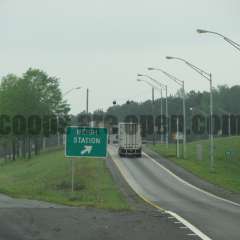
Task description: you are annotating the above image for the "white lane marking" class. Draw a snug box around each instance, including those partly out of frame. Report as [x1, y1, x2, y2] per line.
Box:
[180, 226, 188, 229]
[108, 147, 212, 240]
[108, 146, 164, 211]
[166, 211, 212, 240]
[143, 152, 240, 207]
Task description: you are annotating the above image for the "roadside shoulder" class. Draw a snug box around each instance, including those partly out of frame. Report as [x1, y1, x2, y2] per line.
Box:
[143, 145, 240, 204]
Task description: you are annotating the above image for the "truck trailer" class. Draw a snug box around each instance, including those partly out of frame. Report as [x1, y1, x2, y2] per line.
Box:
[118, 123, 142, 157]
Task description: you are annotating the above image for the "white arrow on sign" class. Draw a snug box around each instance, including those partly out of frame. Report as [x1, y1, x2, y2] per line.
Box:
[81, 145, 93, 155]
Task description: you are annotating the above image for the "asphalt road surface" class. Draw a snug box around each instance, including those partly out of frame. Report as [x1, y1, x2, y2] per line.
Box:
[0, 195, 194, 240]
[0, 170, 192, 240]
[0, 208, 198, 240]
[108, 145, 240, 240]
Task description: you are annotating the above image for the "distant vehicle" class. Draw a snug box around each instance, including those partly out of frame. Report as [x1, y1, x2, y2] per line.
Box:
[118, 123, 142, 157]
[108, 125, 119, 144]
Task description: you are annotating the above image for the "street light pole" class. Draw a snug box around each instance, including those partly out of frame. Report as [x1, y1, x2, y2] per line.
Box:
[61, 86, 81, 146]
[152, 87, 155, 145]
[147, 68, 186, 158]
[138, 74, 167, 146]
[165, 85, 169, 148]
[197, 29, 240, 52]
[160, 88, 163, 144]
[137, 78, 164, 145]
[166, 56, 214, 170]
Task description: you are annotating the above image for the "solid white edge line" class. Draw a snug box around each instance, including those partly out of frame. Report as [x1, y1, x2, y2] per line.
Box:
[143, 152, 240, 207]
[166, 211, 212, 240]
[108, 147, 212, 240]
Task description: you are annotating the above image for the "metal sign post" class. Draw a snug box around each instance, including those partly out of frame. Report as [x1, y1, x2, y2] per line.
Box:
[65, 126, 108, 193]
[71, 158, 74, 192]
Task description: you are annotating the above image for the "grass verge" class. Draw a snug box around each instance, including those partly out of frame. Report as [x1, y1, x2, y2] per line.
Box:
[0, 149, 130, 210]
[148, 136, 240, 193]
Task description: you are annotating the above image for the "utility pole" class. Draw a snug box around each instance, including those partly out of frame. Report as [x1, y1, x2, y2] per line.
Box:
[86, 88, 89, 114]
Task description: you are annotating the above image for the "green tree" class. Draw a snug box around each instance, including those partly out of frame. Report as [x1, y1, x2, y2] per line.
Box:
[0, 68, 70, 160]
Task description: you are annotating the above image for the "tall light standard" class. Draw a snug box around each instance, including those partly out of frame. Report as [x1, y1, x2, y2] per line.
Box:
[137, 74, 166, 145]
[63, 86, 82, 192]
[142, 71, 169, 148]
[137, 78, 156, 144]
[148, 67, 186, 158]
[166, 56, 214, 170]
[60, 86, 81, 146]
[196, 29, 240, 52]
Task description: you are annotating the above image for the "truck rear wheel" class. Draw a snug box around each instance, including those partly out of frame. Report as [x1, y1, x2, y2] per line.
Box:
[118, 148, 124, 157]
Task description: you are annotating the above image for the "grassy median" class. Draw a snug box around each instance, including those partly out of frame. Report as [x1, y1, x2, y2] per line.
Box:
[0, 149, 129, 210]
[148, 136, 240, 193]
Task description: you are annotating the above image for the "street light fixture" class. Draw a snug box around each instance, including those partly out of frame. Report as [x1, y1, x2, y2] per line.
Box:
[166, 56, 214, 170]
[63, 86, 81, 97]
[57, 86, 82, 147]
[137, 78, 155, 88]
[148, 67, 186, 158]
[196, 29, 240, 52]
[137, 74, 166, 145]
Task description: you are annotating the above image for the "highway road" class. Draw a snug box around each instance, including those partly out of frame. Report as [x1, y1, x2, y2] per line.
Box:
[0, 190, 191, 240]
[108, 145, 240, 240]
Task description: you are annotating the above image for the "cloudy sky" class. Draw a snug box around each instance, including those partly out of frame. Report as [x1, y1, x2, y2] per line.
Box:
[0, 0, 239, 114]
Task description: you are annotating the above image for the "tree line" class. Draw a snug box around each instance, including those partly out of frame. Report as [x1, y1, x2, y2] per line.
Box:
[0, 68, 70, 161]
[81, 85, 240, 141]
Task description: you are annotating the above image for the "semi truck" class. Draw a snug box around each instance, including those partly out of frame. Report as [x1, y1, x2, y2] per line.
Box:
[118, 123, 142, 157]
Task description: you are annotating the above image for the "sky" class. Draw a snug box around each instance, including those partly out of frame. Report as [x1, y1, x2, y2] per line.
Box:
[0, 0, 240, 114]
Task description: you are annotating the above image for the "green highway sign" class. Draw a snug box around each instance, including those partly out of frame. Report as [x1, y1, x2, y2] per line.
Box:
[65, 126, 108, 158]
